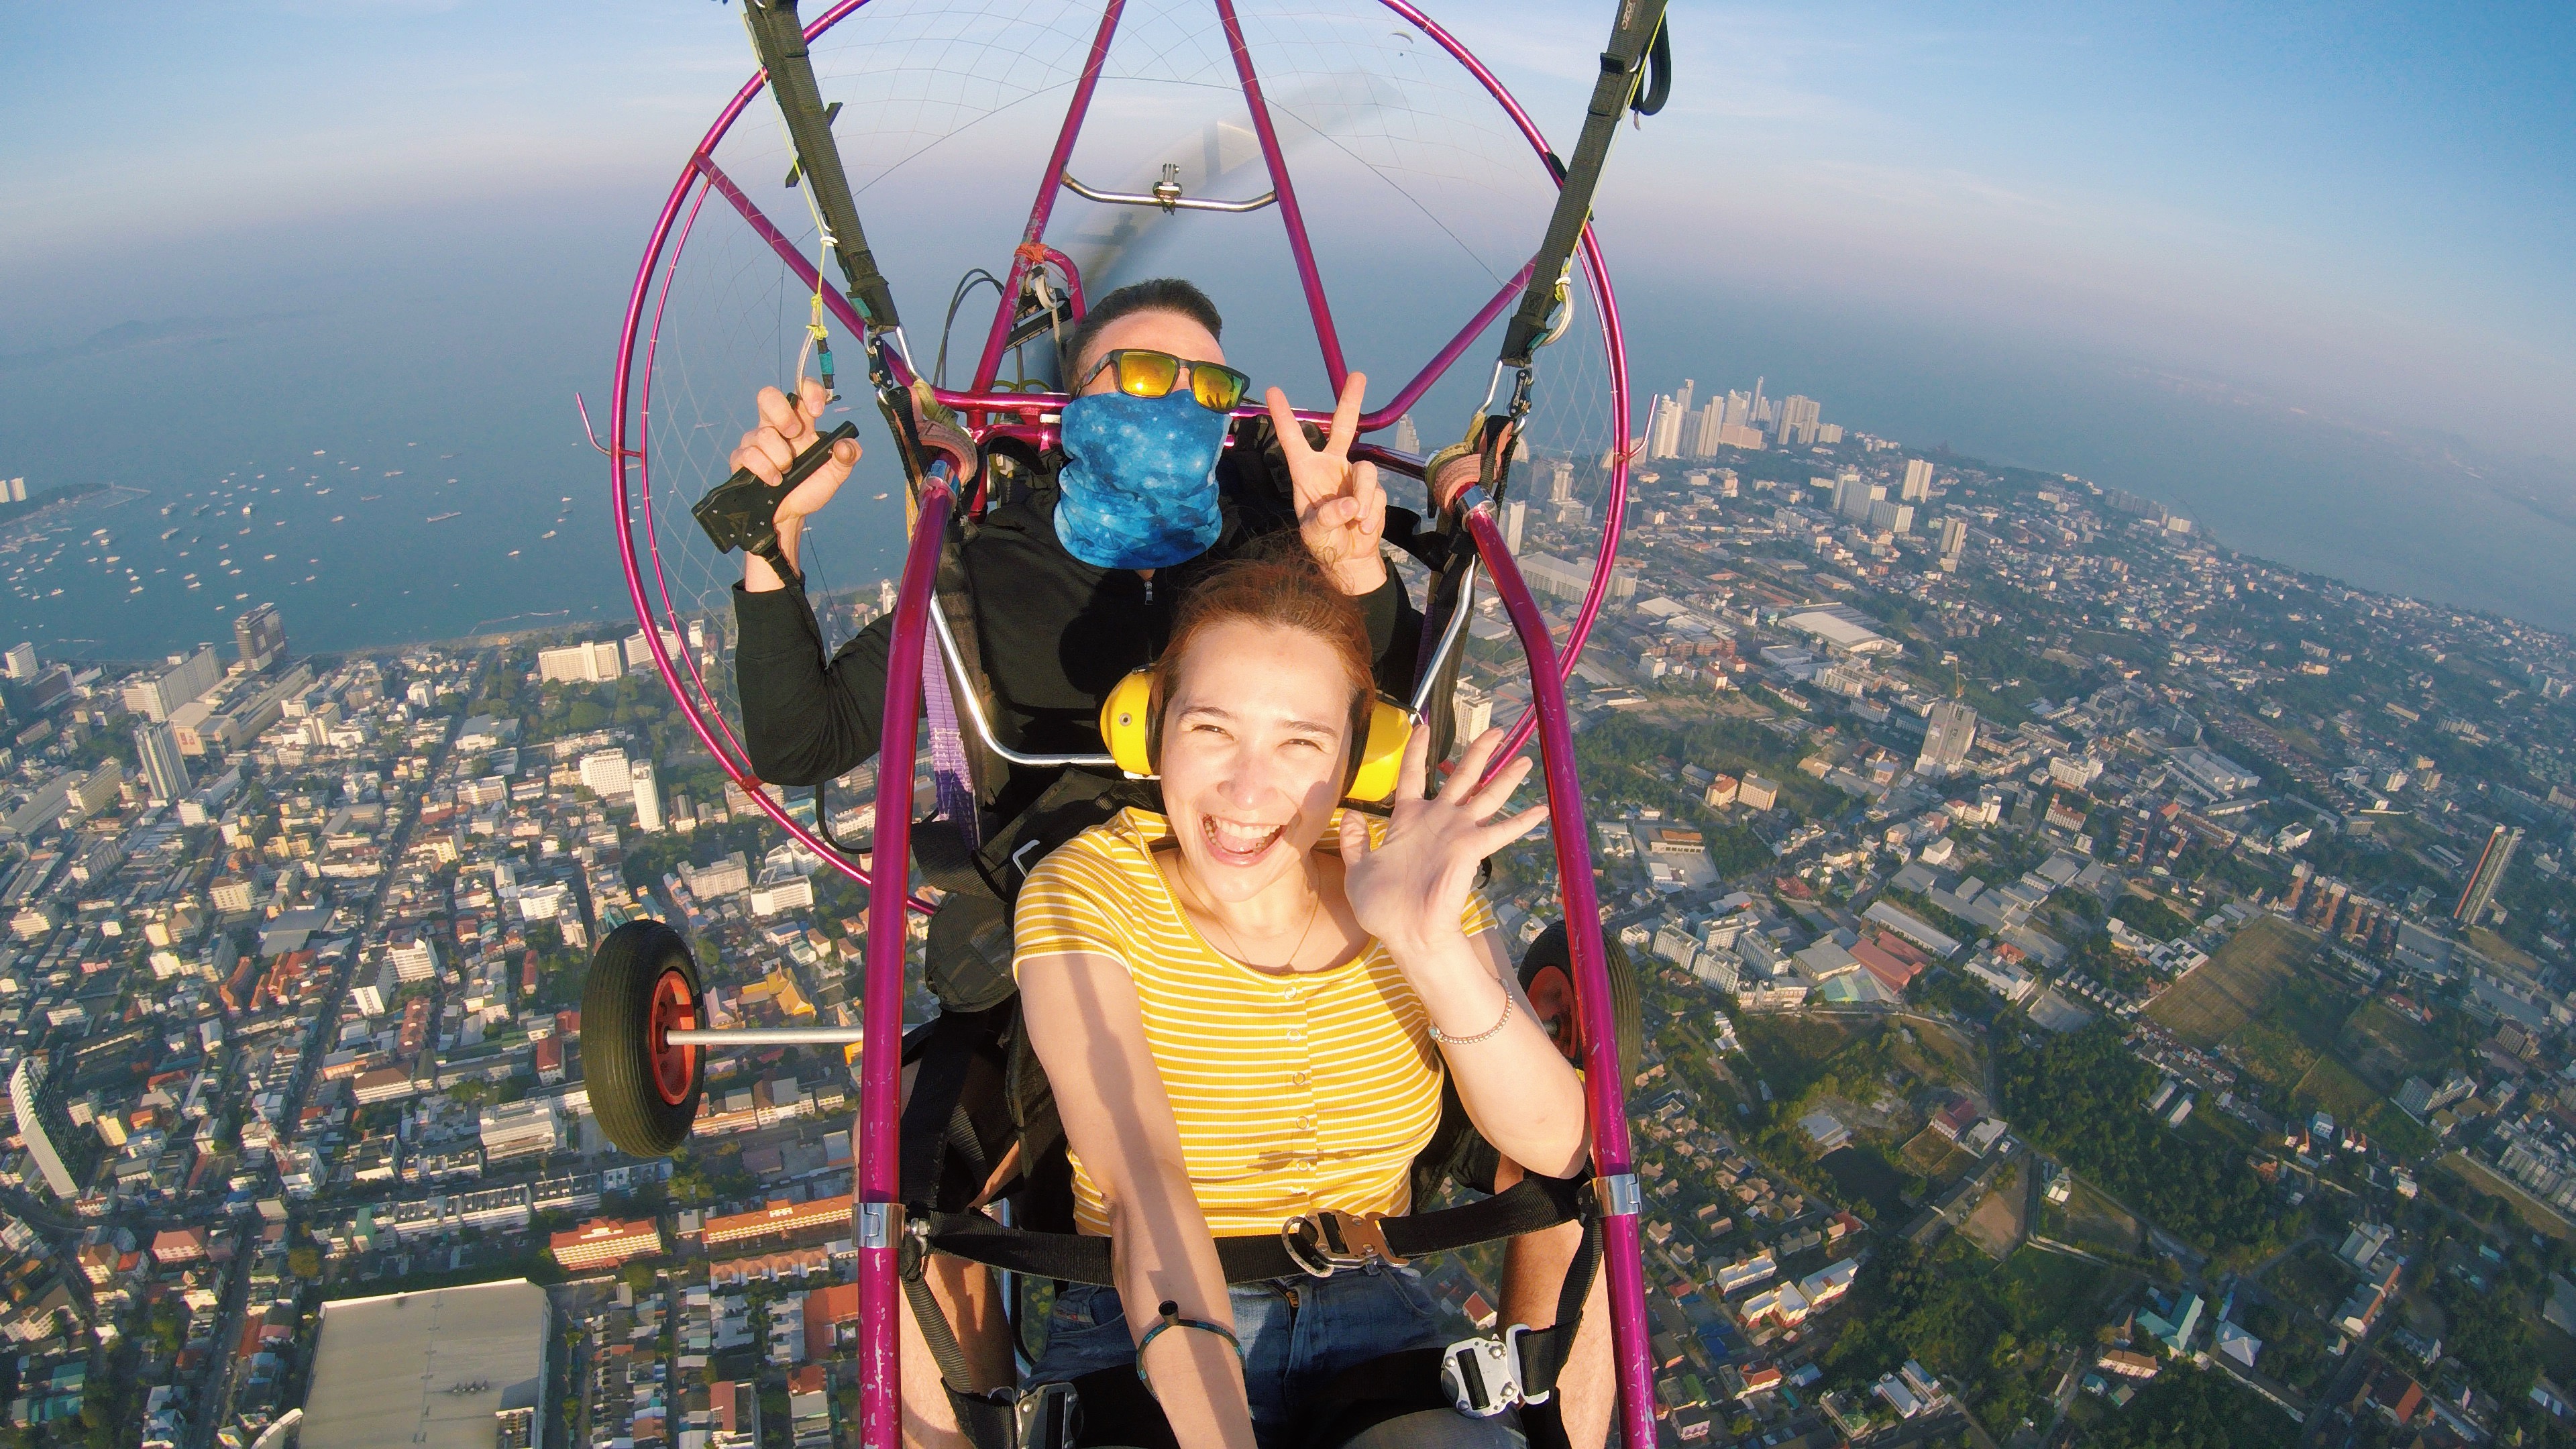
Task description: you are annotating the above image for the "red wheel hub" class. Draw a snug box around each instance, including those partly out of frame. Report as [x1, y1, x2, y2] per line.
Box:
[1529, 965, 1582, 1065]
[648, 969, 700, 1106]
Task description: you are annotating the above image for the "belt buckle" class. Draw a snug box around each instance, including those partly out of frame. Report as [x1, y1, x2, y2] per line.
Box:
[1279, 1209, 1409, 1278]
[1441, 1328, 1536, 1417]
[1012, 1380, 1081, 1449]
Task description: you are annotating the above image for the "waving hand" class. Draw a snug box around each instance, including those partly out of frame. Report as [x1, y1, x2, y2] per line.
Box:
[1339, 726, 1547, 955]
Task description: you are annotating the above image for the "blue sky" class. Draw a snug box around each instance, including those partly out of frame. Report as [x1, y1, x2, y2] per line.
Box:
[2, 1, 2571, 504]
[3, 0, 2568, 462]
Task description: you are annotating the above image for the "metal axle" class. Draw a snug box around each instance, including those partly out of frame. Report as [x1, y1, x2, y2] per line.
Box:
[665, 1026, 866, 1046]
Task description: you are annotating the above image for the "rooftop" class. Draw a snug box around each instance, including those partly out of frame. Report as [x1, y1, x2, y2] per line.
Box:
[300, 1279, 550, 1449]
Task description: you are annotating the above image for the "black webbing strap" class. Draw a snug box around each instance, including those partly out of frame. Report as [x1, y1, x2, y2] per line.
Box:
[741, 1, 953, 515]
[1508, 1212, 1605, 1449]
[901, 1211, 1018, 1446]
[944, 1387, 1020, 1449]
[1497, 1, 1670, 368]
[904, 1269, 978, 1388]
[923, 1171, 1589, 1287]
[739, 0, 900, 331]
[751, 537, 802, 593]
[898, 1016, 976, 1207]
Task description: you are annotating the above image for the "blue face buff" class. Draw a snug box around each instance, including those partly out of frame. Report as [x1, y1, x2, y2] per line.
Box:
[1053, 389, 1230, 570]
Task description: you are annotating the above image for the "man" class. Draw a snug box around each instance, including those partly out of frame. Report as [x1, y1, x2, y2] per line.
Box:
[731, 278, 1409, 825]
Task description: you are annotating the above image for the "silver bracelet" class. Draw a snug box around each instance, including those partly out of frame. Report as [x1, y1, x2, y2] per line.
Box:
[1429, 989, 1513, 1046]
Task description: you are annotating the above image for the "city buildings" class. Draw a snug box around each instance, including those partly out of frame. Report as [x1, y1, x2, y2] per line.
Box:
[1520, 551, 1638, 605]
[1773, 394, 1822, 447]
[578, 748, 634, 798]
[537, 639, 624, 685]
[5, 363, 2576, 1444]
[700, 1196, 853, 1254]
[478, 1098, 564, 1161]
[120, 645, 223, 722]
[549, 1218, 667, 1273]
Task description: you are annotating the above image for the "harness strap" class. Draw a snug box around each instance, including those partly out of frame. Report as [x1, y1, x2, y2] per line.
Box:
[1497, 1, 1670, 368]
[921, 635, 982, 847]
[903, 1269, 979, 1389]
[739, 0, 900, 331]
[940, 1381, 1025, 1449]
[898, 1013, 987, 1206]
[750, 537, 803, 593]
[922, 1171, 1589, 1286]
[1503, 1213, 1604, 1449]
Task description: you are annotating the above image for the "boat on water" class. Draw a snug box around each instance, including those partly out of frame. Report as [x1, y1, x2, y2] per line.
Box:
[427, 512, 461, 523]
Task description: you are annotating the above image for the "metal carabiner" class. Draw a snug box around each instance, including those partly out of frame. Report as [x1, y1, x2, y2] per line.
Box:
[1279, 1210, 1409, 1278]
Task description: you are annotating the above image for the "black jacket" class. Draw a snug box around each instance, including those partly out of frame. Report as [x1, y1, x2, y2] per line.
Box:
[734, 423, 1422, 824]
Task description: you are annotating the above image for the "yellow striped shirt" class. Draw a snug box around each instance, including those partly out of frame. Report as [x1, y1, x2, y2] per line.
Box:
[1012, 806, 1499, 1237]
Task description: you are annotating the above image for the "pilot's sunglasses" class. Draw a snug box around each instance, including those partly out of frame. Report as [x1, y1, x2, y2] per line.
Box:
[1080, 349, 1252, 412]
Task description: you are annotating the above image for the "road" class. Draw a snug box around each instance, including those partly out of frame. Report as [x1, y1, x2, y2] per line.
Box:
[199, 713, 452, 1448]
[2303, 1336, 2372, 1446]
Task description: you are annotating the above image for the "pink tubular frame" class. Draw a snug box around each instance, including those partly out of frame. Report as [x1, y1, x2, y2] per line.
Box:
[606, 3, 1648, 1445]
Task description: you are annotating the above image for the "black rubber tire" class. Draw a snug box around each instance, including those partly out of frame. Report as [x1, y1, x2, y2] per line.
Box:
[582, 920, 706, 1158]
[1517, 918, 1645, 1083]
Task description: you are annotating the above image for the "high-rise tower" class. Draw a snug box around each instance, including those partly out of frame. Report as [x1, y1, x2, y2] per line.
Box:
[135, 721, 191, 802]
[235, 602, 286, 672]
[10, 1058, 93, 1200]
[1900, 458, 1935, 502]
[1917, 700, 1979, 777]
[2455, 825, 2522, 926]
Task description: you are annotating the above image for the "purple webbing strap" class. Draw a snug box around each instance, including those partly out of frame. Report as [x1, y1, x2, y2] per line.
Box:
[919, 626, 981, 848]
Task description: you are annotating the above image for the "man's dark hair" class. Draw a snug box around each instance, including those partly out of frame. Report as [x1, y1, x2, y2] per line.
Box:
[1061, 278, 1224, 386]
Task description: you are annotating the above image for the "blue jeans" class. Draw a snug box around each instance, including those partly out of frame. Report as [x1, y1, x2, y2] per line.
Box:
[1030, 1268, 1516, 1447]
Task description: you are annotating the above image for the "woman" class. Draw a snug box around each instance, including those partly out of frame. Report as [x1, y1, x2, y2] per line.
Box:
[1010, 553, 1589, 1448]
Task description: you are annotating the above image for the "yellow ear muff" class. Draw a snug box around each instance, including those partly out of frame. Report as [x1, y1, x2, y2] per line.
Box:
[1345, 698, 1414, 804]
[1102, 667, 1411, 800]
[1099, 669, 1157, 778]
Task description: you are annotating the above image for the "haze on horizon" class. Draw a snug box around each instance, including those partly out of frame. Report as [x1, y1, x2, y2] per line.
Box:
[2, 0, 2571, 643]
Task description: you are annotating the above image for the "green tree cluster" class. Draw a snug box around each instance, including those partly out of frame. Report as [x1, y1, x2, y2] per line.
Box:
[1821, 1240, 2053, 1429]
[2084, 1367, 2297, 1449]
[2438, 1273, 2540, 1401]
[1996, 1022, 2296, 1259]
[2107, 892, 2193, 941]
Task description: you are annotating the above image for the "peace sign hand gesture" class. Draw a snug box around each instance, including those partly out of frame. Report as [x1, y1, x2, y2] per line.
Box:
[1266, 373, 1388, 596]
[1338, 727, 1548, 961]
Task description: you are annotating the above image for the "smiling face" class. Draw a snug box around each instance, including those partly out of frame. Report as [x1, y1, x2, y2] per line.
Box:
[1074, 309, 1226, 396]
[1156, 617, 1359, 904]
